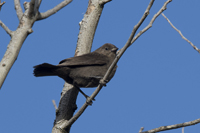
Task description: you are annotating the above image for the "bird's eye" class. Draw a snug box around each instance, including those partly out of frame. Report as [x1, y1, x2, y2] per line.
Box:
[105, 47, 108, 50]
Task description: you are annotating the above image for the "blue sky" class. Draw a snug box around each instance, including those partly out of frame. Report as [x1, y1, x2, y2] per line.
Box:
[0, 0, 200, 133]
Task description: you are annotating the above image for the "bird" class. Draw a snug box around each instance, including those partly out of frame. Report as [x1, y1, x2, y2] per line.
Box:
[33, 43, 118, 98]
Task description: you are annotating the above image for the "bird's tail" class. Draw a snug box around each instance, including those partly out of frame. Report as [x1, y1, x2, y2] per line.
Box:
[33, 63, 58, 77]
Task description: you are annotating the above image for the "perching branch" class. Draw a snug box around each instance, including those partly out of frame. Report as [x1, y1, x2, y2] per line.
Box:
[140, 118, 200, 133]
[57, 0, 172, 130]
[0, 0, 5, 11]
[52, 0, 112, 132]
[14, 0, 23, 20]
[37, 0, 72, 21]
[0, 20, 13, 36]
[60, 0, 172, 129]
[162, 13, 200, 53]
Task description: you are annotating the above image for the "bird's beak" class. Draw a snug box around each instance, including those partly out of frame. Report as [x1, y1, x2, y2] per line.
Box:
[111, 47, 118, 53]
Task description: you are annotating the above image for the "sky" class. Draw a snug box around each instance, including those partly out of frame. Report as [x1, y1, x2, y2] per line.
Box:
[0, 0, 200, 133]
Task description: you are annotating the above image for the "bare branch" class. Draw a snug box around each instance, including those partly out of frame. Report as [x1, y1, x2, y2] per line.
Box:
[0, 0, 72, 90]
[54, 0, 157, 130]
[57, 0, 172, 129]
[37, 0, 72, 21]
[0, 20, 13, 36]
[127, 0, 155, 47]
[162, 13, 200, 53]
[52, 100, 58, 110]
[141, 118, 200, 133]
[14, 0, 23, 20]
[52, 0, 111, 132]
[0, 1, 5, 11]
[182, 127, 184, 133]
[131, 0, 172, 44]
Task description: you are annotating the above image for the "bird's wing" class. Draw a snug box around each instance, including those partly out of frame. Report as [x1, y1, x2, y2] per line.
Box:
[58, 53, 108, 67]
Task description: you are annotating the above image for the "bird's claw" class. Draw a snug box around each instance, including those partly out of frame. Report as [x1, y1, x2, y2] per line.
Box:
[100, 79, 108, 86]
[86, 96, 95, 105]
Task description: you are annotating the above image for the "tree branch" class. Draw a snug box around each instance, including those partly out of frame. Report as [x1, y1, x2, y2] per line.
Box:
[37, 0, 72, 21]
[141, 118, 200, 133]
[0, 0, 5, 11]
[162, 13, 200, 53]
[14, 0, 23, 20]
[0, 20, 13, 36]
[55, 0, 157, 130]
[57, 0, 172, 129]
[131, 0, 172, 44]
[0, 0, 72, 89]
[52, 0, 112, 132]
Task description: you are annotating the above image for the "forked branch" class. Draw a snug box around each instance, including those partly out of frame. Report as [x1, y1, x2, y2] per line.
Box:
[131, 0, 172, 44]
[37, 0, 72, 20]
[0, 0, 72, 89]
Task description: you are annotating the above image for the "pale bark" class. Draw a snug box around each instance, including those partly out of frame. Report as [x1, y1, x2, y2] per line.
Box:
[14, 0, 23, 20]
[0, 0, 72, 89]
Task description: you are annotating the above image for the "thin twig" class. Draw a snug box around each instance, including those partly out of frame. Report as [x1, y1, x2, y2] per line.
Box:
[131, 0, 172, 44]
[141, 118, 200, 133]
[0, 1, 5, 11]
[0, 20, 13, 36]
[52, 100, 58, 110]
[37, 0, 72, 20]
[162, 13, 200, 53]
[14, 0, 23, 20]
[182, 127, 184, 133]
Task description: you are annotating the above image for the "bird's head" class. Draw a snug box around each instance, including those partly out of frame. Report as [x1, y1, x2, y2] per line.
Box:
[95, 43, 118, 58]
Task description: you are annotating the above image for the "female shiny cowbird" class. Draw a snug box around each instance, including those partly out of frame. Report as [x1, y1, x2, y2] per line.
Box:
[33, 43, 118, 98]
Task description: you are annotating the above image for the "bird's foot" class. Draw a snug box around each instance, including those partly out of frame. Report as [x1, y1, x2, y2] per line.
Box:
[86, 96, 95, 105]
[99, 79, 108, 86]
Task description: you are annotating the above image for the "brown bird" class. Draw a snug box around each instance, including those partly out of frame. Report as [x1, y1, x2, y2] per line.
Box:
[33, 43, 118, 98]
